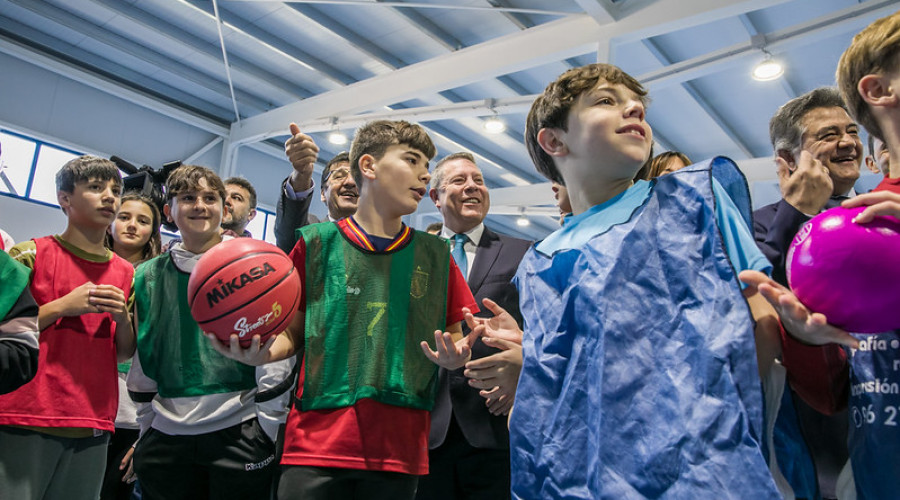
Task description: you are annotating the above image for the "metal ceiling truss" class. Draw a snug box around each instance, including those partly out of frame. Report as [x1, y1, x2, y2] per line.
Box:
[229, 0, 798, 145]
[253, 0, 894, 153]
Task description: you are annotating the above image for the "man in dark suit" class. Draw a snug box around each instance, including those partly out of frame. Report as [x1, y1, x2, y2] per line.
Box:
[753, 87, 863, 499]
[274, 124, 358, 253]
[416, 152, 531, 500]
[754, 87, 863, 285]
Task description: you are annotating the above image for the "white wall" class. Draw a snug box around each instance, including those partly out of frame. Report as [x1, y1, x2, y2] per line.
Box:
[0, 51, 296, 214]
[0, 193, 67, 244]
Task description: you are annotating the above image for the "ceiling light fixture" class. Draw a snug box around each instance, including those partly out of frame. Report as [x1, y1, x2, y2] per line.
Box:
[484, 116, 506, 134]
[328, 131, 348, 145]
[752, 56, 784, 81]
[516, 208, 530, 227]
[483, 99, 506, 134]
[750, 39, 784, 82]
[327, 117, 348, 145]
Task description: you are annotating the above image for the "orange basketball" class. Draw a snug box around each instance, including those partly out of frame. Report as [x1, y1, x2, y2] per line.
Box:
[188, 238, 300, 347]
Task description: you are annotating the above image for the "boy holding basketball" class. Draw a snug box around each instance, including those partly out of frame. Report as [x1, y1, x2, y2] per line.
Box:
[741, 11, 900, 498]
[213, 120, 478, 499]
[127, 165, 288, 499]
[0, 155, 134, 500]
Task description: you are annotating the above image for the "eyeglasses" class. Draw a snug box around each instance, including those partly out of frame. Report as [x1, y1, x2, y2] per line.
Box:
[325, 167, 351, 183]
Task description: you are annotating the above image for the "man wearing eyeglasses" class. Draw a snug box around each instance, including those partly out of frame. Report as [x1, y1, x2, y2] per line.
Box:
[274, 124, 359, 253]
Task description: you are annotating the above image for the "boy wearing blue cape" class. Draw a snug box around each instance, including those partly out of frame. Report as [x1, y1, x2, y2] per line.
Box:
[510, 63, 782, 498]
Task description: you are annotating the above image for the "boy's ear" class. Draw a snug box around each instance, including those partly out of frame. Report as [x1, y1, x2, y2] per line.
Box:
[57, 190, 72, 214]
[57, 190, 69, 207]
[858, 73, 897, 108]
[359, 154, 376, 180]
[536, 128, 569, 157]
[163, 203, 174, 223]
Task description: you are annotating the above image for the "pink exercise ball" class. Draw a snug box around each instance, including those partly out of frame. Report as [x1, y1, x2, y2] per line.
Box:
[787, 206, 900, 333]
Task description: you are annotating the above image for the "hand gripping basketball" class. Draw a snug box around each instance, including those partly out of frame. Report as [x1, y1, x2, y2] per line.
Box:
[188, 238, 301, 347]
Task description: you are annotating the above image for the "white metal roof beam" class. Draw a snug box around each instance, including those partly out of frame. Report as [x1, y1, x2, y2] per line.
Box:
[573, 0, 616, 24]
[182, 0, 357, 85]
[738, 13, 797, 100]
[283, 3, 404, 69]
[0, 18, 235, 121]
[184, 137, 225, 164]
[373, 1, 539, 109]
[234, 1, 575, 16]
[90, 0, 317, 99]
[7, 0, 276, 112]
[642, 39, 754, 158]
[0, 30, 291, 163]
[485, 0, 531, 30]
[423, 121, 545, 184]
[607, 0, 794, 45]
[230, 15, 598, 145]
[288, 0, 889, 133]
[230, 0, 796, 145]
[0, 28, 229, 136]
[290, 97, 534, 133]
[640, 0, 897, 89]
[376, 1, 461, 52]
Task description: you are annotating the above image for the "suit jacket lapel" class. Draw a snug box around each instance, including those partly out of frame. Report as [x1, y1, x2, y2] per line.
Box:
[467, 227, 501, 294]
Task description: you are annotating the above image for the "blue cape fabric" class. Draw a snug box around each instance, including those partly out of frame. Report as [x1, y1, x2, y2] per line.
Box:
[510, 158, 779, 499]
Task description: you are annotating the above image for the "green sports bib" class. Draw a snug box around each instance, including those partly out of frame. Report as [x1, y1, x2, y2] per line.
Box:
[299, 223, 449, 411]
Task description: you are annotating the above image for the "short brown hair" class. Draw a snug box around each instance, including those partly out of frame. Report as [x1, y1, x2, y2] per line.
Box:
[165, 165, 226, 206]
[56, 155, 122, 194]
[836, 10, 900, 142]
[525, 64, 648, 184]
[348, 120, 437, 186]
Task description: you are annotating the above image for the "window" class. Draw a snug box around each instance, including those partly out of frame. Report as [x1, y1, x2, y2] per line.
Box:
[0, 126, 280, 246]
[0, 131, 37, 197]
[30, 144, 80, 205]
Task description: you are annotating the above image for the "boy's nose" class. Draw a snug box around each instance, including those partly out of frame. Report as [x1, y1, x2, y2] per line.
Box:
[625, 100, 645, 120]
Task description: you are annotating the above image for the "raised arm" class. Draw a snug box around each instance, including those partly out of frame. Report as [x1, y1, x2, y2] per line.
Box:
[275, 123, 320, 253]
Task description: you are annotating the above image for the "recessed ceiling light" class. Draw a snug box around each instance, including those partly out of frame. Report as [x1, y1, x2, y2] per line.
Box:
[752, 57, 784, 81]
[484, 116, 507, 134]
[516, 208, 530, 227]
[328, 130, 348, 145]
